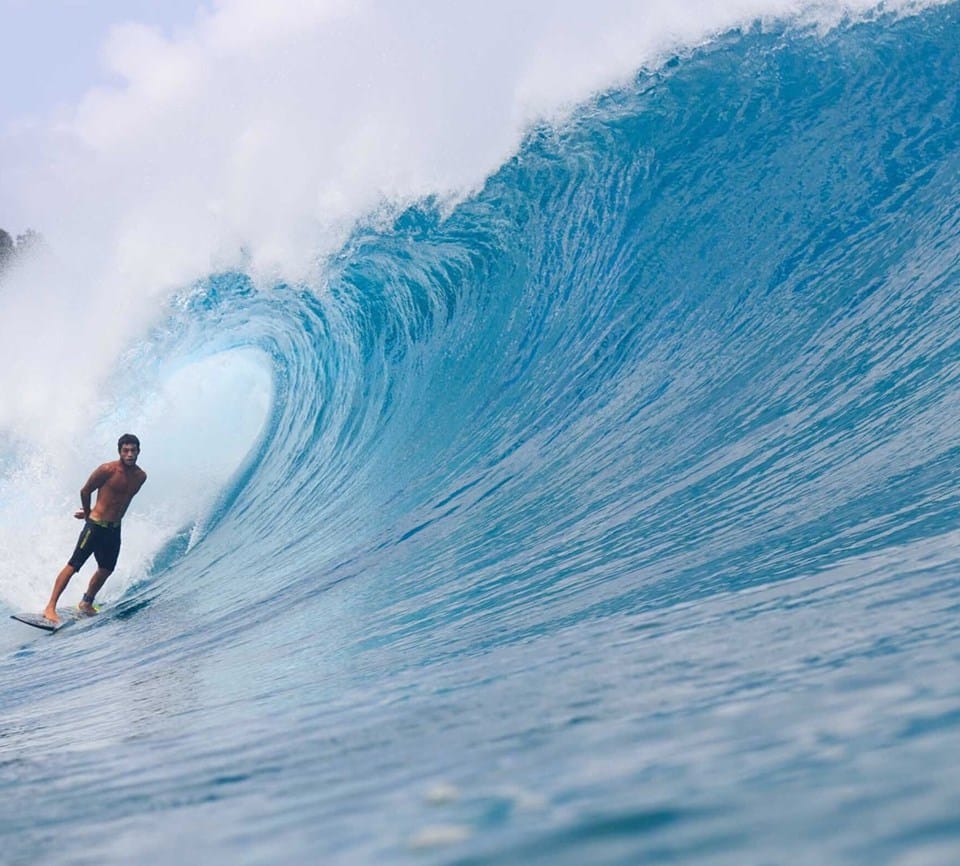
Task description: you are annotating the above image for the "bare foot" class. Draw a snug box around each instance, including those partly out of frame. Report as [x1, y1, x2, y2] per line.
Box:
[78, 601, 98, 617]
[43, 606, 61, 625]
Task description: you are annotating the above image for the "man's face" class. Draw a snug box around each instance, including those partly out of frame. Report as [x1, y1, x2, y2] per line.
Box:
[119, 443, 140, 466]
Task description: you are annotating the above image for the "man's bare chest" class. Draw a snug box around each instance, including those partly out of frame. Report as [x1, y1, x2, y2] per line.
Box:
[103, 470, 142, 498]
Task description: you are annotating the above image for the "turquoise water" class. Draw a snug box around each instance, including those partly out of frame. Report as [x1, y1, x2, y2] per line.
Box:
[3, 5, 960, 864]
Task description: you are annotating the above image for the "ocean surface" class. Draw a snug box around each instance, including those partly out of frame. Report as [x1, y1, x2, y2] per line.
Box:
[2, 4, 960, 864]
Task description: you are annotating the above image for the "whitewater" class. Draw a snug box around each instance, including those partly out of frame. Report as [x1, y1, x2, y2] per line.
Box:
[2, 1, 960, 863]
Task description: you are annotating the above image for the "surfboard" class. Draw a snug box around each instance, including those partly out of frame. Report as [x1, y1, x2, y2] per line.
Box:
[10, 612, 68, 632]
[10, 606, 98, 633]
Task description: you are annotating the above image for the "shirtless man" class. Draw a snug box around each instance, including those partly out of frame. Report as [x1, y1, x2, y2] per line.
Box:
[43, 434, 147, 624]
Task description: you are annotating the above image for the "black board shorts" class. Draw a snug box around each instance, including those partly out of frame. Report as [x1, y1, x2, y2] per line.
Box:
[68, 519, 122, 572]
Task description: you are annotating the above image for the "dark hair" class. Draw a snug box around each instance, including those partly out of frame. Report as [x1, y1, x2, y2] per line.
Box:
[118, 433, 141, 451]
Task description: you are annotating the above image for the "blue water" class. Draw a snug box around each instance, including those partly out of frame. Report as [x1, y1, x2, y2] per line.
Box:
[3, 6, 960, 864]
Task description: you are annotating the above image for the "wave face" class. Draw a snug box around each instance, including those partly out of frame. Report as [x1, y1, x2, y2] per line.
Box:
[3, 6, 960, 864]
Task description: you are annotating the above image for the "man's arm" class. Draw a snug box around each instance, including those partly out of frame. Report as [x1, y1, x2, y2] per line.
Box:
[74, 464, 112, 519]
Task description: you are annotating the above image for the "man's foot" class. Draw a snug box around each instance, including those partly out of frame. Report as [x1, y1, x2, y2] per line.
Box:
[77, 601, 98, 617]
[43, 606, 61, 625]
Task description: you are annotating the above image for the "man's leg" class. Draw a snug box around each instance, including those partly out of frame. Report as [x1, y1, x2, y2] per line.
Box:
[44, 564, 78, 623]
[79, 567, 112, 615]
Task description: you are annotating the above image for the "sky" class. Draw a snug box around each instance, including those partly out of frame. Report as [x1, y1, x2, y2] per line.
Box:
[0, 0, 204, 127]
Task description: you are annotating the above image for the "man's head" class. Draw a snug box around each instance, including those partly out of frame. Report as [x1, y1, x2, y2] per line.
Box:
[117, 433, 141, 466]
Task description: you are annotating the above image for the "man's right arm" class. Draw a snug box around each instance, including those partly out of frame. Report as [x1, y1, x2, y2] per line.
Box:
[75, 464, 110, 519]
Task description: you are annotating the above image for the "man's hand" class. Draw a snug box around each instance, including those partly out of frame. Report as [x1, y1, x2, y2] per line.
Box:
[74, 510, 87, 520]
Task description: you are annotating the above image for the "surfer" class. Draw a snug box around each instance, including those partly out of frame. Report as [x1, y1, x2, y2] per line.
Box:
[42, 434, 147, 624]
